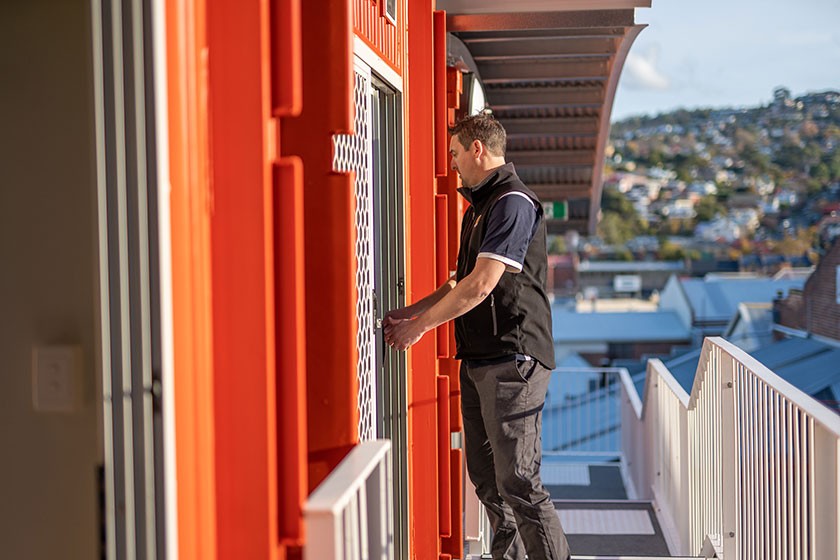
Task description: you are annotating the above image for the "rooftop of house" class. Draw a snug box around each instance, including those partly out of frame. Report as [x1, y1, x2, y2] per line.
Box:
[634, 336, 840, 412]
[553, 309, 690, 343]
[678, 275, 806, 323]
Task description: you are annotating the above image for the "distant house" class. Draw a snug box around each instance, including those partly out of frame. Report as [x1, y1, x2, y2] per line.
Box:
[723, 302, 774, 352]
[552, 309, 691, 366]
[576, 260, 685, 298]
[659, 272, 807, 344]
[661, 198, 696, 220]
[547, 253, 578, 297]
[775, 239, 840, 338]
[695, 218, 742, 243]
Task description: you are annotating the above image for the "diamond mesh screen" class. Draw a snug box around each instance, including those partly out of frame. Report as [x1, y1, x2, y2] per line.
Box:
[333, 69, 377, 442]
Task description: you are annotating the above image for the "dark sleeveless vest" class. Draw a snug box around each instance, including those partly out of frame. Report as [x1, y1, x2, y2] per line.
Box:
[454, 163, 556, 369]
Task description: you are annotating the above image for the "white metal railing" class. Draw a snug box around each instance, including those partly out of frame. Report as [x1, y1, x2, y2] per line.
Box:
[463, 470, 492, 557]
[304, 440, 394, 560]
[544, 368, 626, 455]
[621, 337, 840, 559]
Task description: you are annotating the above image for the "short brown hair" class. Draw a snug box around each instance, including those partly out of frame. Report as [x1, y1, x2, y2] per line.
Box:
[449, 113, 506, 157]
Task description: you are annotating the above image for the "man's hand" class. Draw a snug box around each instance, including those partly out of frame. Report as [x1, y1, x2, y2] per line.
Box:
[383, 307, 414, 324]
[384, 316, 427, 351]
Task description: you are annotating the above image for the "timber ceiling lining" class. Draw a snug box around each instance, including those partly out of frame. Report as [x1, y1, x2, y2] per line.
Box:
[448, 6, 647, 234]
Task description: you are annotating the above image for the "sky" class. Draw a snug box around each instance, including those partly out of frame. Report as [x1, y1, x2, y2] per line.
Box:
[610, 0, 840, 122]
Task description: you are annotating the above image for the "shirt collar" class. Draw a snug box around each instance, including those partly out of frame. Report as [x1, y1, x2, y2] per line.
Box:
[457, 162, 516, 204]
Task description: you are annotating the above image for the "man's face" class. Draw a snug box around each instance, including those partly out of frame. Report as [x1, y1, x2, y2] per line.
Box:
[449, 134, 477, 188]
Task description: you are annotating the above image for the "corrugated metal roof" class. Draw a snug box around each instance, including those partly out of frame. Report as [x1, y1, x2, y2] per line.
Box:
[660, 347, 704, 395]
[657, 336, 840, 400]
[681, 277, 805, 322]
[553, 310, 690, 343]
[748, 337, 829, 367]
[775, 349, 840, 395]
[578, 261, 685, 273]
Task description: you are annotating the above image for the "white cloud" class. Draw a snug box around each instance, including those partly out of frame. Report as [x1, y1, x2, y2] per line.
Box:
[622, 45, 671, 91]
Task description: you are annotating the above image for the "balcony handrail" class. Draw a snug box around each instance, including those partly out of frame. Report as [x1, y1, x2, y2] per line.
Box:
[545, 367, 628, 455]
[554, 366, 645, 419]
[622, 336, 840, 559]
[691, 337, 840, 436]
[303, 439, 393, 560]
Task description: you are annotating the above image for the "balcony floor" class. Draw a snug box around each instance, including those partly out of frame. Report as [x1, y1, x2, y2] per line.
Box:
[538, 458, 680, 557]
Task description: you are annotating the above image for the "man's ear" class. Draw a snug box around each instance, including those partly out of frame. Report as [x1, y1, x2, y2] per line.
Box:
[472, 139, 483, 158]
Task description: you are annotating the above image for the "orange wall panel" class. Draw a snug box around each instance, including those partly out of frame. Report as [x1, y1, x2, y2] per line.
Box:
[166, 0, 218, 558]
[271, 0, 308, 553]
[406, 0, 442, 557]
[281, 0, 359, 491]
[206, 0, 279, 557]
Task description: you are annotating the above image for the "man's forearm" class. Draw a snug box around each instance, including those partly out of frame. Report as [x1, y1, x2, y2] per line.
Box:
[393, 275, 456, 319]
[384, 259, 505, 350]
[414, 277, 487, 332]
[414, 260, 504, 333]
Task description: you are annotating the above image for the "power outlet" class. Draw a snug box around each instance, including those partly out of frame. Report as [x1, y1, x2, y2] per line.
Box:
[32, 345, 82, 413]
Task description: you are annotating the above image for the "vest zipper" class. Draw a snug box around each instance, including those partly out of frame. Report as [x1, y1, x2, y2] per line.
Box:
[490, 294, 498, 336]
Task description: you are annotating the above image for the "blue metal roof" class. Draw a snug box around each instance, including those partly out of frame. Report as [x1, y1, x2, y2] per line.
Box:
[775, 349, 840, 395]
[552, 310, 691, 343]
[681, 277, 805, 323]
[578, 261, 685, 273]
[748, 337, 829, 368]
[652, 336, 840, 402]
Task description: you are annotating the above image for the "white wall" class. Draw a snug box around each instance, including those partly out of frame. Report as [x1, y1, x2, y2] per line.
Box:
[659, 275, 693, 330]
[0, 1, 100, 557]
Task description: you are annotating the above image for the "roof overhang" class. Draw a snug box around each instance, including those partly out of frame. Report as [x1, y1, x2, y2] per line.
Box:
[440, 1, 649, 235]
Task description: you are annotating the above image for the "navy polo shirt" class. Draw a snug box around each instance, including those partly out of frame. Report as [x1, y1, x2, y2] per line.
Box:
[476, 191, 538, 273]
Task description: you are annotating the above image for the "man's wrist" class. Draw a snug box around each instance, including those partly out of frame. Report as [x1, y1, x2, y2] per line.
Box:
[414, 313, 435, 335]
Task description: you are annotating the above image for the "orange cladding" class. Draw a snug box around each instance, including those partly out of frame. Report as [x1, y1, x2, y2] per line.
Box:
[167, 0, 471, 557]
[166, 0, 217, 558]
[405, 0, 443, 557]
[439, 64, 466, 560]
[205, 0, 279, 558]
[353, 0, 403, 73]
[281, 0, 359, 491]
[271, 0, 308, 556]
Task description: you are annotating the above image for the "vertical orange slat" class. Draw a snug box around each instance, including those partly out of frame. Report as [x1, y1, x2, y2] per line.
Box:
[271, 0, 306, 551]
[207, 0, 281, 556]
[167, 0, 218, 558]
[407, 0, 443, 557]
[271, 0, 301, 117]
[281, 0, 356, 491]
[435, 194, 449, 358]
[437, 375, 452, 537]
[275, 158, 307, 548]
[446, 67, 462, 114]
[440, 358, 461, 433]
[441, 448, 464, 559]
[433, 10, 447, 176]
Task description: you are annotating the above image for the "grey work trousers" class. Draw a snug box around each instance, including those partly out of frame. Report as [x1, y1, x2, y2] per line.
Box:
[461, 357, 571, 560]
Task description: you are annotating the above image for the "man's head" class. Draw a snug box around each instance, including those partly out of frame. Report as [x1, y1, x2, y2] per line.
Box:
[448, 114, 507, 188]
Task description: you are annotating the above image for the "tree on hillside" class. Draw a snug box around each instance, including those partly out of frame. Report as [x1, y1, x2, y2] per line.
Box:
[601, 187, 637, 216]
[695, 195, 726, 222]
[598, 211, 637, 245]
[740, 143, 772, 174]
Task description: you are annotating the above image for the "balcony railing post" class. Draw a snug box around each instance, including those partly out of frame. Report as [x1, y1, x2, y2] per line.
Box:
[813, 425, 839, 559]
[720, 350, 738, 559]
[677, 390, 690, 556]
[303, 440, 393, 560]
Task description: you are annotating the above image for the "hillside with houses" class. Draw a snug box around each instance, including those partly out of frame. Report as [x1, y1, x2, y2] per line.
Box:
[561, 87, 840, 268]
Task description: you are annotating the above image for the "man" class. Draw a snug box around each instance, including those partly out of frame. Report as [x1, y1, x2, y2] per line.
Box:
[384, 114, 570, 560]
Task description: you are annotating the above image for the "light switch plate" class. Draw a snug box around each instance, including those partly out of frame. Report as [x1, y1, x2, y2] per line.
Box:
[32, 345, 82, 412]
